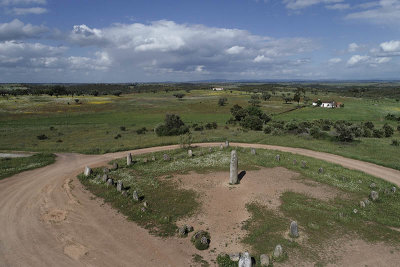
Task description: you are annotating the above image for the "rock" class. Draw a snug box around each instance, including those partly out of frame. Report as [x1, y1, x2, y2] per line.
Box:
[290, 221, 299, 238]
[121, 190, 128, 197]
[225, 140, 229, 147]
[152, 156, 156, 161]
[370, 190, 379, 201]
[188, 149, 193, 157]
[384, 188, 390, 195]
[229, 253, 240, 262]
[251, 148, 256, 155]
[143, 201, 148, 208]
[260, 254, 270, 266]
[275, 154, 280, 161]
[392, 186, 397, 193]
[178, 226, 187, 237]
[84, 166, 92, 176]
[163, 154, 170, 161]
[141, 207, 146, 212]
[220, 144, 223, 150]
[301, 161, 307, 168]
[116, 180, 123, 192]
[101, 174, 108, 182]
[96, 174, 101, 179]
[238, 252, 252, 267]
[127, 153, 132, 166]
[360, 201, 366, 208]
[273, 245, 283, 258]
[106, 178, 114, 186]
[319, 167, 324, 174]
[186, 225, 194, 232]
[230, 150, 238, 184]
[293, 159, 297, 165]
[364, 199, 371, 205]
[353, 209, 358, 214]
[132, 190, 139, 201]
[209, 147, 213, 152]
[370, 183, 376, 189]
[112, 162, 118, 170]
[143, 158, 148, 163]
[358, 180, 362, 184]
[200, 236, 208, 245]
[103, 167, 110, 174]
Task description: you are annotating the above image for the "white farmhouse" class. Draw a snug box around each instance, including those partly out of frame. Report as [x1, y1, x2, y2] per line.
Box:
[212, 87, 224, 91]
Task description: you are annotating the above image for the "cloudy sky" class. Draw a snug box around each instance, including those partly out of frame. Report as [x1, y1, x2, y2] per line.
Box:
[0, 0, 399, 82]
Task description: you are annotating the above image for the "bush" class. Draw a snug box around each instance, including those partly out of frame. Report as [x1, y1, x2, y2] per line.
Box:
[230, 104, 247, 121]
[155, 114, 189, 136]
[136, 127, 147, 135]
[216, 254, 236, 267]
[240, 115, 263, 131]
[335, 124, 355, 142]
[383, 124, 394, 137]
[218, 97, 227, 106]
[362, 127, 372, 137]
[37, 134, 48, 140]
[173, 93, 185, 99]
[310, 126, 323, 139]
[193, 125, 204, 131]
[285, 121, 298, 132]
[264, 125, 272, 134]
[385, 113, 398, 121]
[191, 231, 210, 250]
[205, 122, 217, 130]
[120, 126, 126, 131]
[364, 121, 375, 130]
[373, 129, 384, 138]
[350, 125, 363, 138]
[391, 140, 400, 146]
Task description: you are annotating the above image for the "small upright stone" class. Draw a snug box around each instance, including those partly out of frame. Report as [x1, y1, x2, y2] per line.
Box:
[273, 245, 283, 258]
[84, 166, 92, 177]
[260, 254, 270, 267]
[230, 150, 238, 184]
[384, 188, 390, 195]
[112, 162, 118, 170]
[117, 180, 123, 192]
[225, 140, 229, 147]
[127, 153, 132, 166]
[229, 253, 240, 262]
[163, 154, 170, 161]
[370, 183, 376, 189]
[143, 158, 148, 163]
[353, 209, 358, 214]
[106, 178, 114, 186]
[103, 167, 110, 174]
[251, 148, 256, 155]
[102, 174, 108, 182]
[293, 159, 297, 165]
[370, 190, 379, 201]
[238, 252, 251, 267]
[152, 156, 156, 161]
[220, 144, 223, 150]
[121, 190, 128, 197]
[364, 199, 371, 205]
[200, 236, 208, 245]
[290, 221, 299, 238]
[132, 190, 139, 201]
[392, 186, 397, 193]
[318, 167, 324, 174]
[188, 149, 193, 157]
[143, 201, 148, 208]
[360, 200, 366, 208]
[301, 161, 307, 168]
[209, 147, 213, 152]
[275, 154, 280, 161]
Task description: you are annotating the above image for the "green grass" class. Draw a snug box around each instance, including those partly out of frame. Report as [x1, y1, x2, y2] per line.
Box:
[0, 153, 55, 180]
[78, 146, 400, 265]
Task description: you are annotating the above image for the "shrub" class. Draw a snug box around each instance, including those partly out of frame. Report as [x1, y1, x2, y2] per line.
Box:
[383, 124, 394, 137]
[136, 127, 147, 135]
[271, 128, 284, 136]
[264, 125, 272, 134]
[364, 121, 375, 130]
[362, 127, 372, 137]
[240, 115, 263, 131]
[191, 231, 210, 250]
[285, 121, 299, 132]
[193, 125, 204, 131]
[218, 97, 227, 106]
[205, 122, 217, 130]
[335, 124, 355, 142]
[310, 126, 323, 139]
[173, 93, 185, 99]
[350, 125, 363, 138]
[373, 129, 384, 138]
[385, 113, 398, 121]
[120, 126, 126, 131]
[155, 114, 189, 136]
[216, 254, 236, 267]
[37, 134, 48, 140]
[230, 104, 247, 121]
[391, 140, 400, 146]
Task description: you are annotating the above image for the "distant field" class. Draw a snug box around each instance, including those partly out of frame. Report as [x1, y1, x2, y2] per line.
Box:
[0, 89, 399, 169]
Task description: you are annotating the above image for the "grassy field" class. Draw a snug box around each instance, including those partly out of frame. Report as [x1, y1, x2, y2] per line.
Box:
[79, 146, 400, 265]
[1, 89, 399, 169]
[0, 153, 56, 180]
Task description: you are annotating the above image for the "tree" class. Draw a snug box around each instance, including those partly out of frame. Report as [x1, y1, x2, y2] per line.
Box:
[173, 93, 185, 99]
[283, 96, 292, 104]
[230, 104, 247, 121]
[155, 114, 189, 136]
[218, 97, 227, 106]
[261, 92, 271, 101]
[240, 115, 263, 131]
[293, 92, 301, 105]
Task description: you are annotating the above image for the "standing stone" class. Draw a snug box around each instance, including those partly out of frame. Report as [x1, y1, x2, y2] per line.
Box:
[370, 183, 376, 189]
[127, 153, 132, 166]
[238, 252, 251, 267]
[143, 158, 148, 163]
[229, 253, 240, 262]
[112, 162, 118, 170]
[143, 201, 148, 208]
[103, 167, 110, 174]
[290, 221, 299, 238]
[392, 186, 397, 193]
[102, 174, 108, 182]
[84, 166, 92, 176]
[230, 150, 238, 184]
[121, 190, 128, 197]
[225, 140, 229, 147]
[353, 209, 358, 214]
[301, 161, 307, 168]
[117, 180, 123, 192]
[200, 236, 208, 245]
[188, 149, 193, 157]
[220, 144, 223, 150]
[364, 199, 371, 205]
[318, 167, 324, 174]
[251, 148, 256, 155]
[370, 190, 379, 201]
[163, 154, 170, 161]
[384, 188, 390, 195]
[260, 254, 270, 267]
[209, 147, 213, 152]
[273, 245, 283, 258]
[360, 201, 366, 208]
[275, 154, 280, 161]
[132, 190, 139, 201]
[152, 156, 156, 161]
[293, 159, 297, 165]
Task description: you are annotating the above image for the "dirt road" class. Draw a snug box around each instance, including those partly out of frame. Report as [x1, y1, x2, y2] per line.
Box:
[0, 142, 399, 267]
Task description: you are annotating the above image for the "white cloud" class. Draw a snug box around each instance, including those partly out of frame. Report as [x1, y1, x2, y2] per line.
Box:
[347, 55, 369, 65]
[0, 0, 45, 5]
[347, 54, 391, 66]
[226, 45, 245, 54]
[348, 42, 359, 52]
[380, 40, 400, 52]
[283, 0, 344, 10]
[346, 0, 400, 25]
[325, 3, 350, 10]
[328, 57, 342, 63]
[12, 7, 47, 15]
[0, 19, 47, 41]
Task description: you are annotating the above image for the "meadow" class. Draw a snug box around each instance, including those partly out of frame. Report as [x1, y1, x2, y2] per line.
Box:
[0, 86, 399, 170]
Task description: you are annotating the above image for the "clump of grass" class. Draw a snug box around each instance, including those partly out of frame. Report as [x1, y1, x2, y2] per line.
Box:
[192, 254, 210, 267]
[216, 254, 236, 267]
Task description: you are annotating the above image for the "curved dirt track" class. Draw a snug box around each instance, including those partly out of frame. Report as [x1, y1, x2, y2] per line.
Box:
[0, 142, 399, 267]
